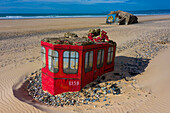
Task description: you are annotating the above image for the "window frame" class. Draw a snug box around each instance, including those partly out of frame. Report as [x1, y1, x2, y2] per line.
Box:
[97, 49, 104, 69]
[85, 51, 93, 73]
[48, 49, 59, 73]
[107, 47, 114, 65]
[41, 46, 46, 68]
[63, 51, 79, 74]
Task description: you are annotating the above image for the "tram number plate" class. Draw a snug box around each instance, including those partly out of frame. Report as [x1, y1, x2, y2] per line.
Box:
[69, 81, 79, 86]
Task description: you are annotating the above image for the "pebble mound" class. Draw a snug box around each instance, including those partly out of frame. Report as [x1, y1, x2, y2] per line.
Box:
[25, 71, 121, 107]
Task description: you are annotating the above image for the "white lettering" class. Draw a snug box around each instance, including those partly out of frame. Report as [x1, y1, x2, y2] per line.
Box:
[68, 81, 79, 86]
[69, 81, 72, 86]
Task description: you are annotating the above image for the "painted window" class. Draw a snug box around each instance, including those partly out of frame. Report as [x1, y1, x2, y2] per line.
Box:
[63, 51, 79, 74]
[41, 47, 46, 67]
[85, 51, 93, 72]
[107, 47, 114, 64]
[97, 49, 104, 68]
[48, 49, 59, 73]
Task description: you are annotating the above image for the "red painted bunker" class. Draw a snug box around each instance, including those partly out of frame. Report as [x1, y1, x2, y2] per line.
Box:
[41, 32, 116, 95]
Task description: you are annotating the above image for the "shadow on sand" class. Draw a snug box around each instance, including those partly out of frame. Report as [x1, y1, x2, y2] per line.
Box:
[13, 80, 45, 110]
[86, 56, 150, 87]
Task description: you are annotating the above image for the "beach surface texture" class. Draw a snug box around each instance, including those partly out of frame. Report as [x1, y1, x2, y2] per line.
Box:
[0, 15, 170, 113]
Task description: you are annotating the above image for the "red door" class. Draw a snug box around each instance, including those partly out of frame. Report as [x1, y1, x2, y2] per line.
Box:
[83, 50, 94, 85]
[93, 48, 105, 80]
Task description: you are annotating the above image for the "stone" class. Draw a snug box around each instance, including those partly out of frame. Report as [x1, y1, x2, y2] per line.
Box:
[103, 90, 107, 95]
[138, 94, 141, 96]
[113, 89, 121, 95]
[107, 90, 111, 94]
[125, 76, 133, 81]
[64, 32, 78, 38]
[105, 104, 110, 106]
[101, 76, 106, 80]
[101, 87, 107, 91]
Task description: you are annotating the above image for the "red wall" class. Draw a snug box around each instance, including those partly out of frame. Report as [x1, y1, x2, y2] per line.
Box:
[41, 41, 116, 95]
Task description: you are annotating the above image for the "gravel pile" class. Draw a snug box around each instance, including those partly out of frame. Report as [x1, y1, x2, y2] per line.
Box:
[25, 70, 121, 107]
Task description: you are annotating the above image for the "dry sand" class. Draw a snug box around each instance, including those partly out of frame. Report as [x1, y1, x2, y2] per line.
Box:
[0, 15, 170, 113]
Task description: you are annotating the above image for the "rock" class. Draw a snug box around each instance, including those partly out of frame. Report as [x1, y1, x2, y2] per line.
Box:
[61, 103, 64, 107]
[125, 76, 133, 81]
[105, 104, 110, 106]
[93, 88, 99, 94]
[91, 99, 96, 102]
[83, 102, 88, 105]
[114, 73, 120, 75]
[107, 90, 111, 94]
[64, 32, 78, 38]
[103, 90, 107, 95]
[101, 87, 107, 91]
[101, 76, 106, 80]
[110, 83, 118, 89]
[148, 89, 152, 94]
[113, 88, 121, 95]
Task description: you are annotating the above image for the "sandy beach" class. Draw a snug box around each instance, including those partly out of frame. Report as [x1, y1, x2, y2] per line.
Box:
[0, 15, 170, 113]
